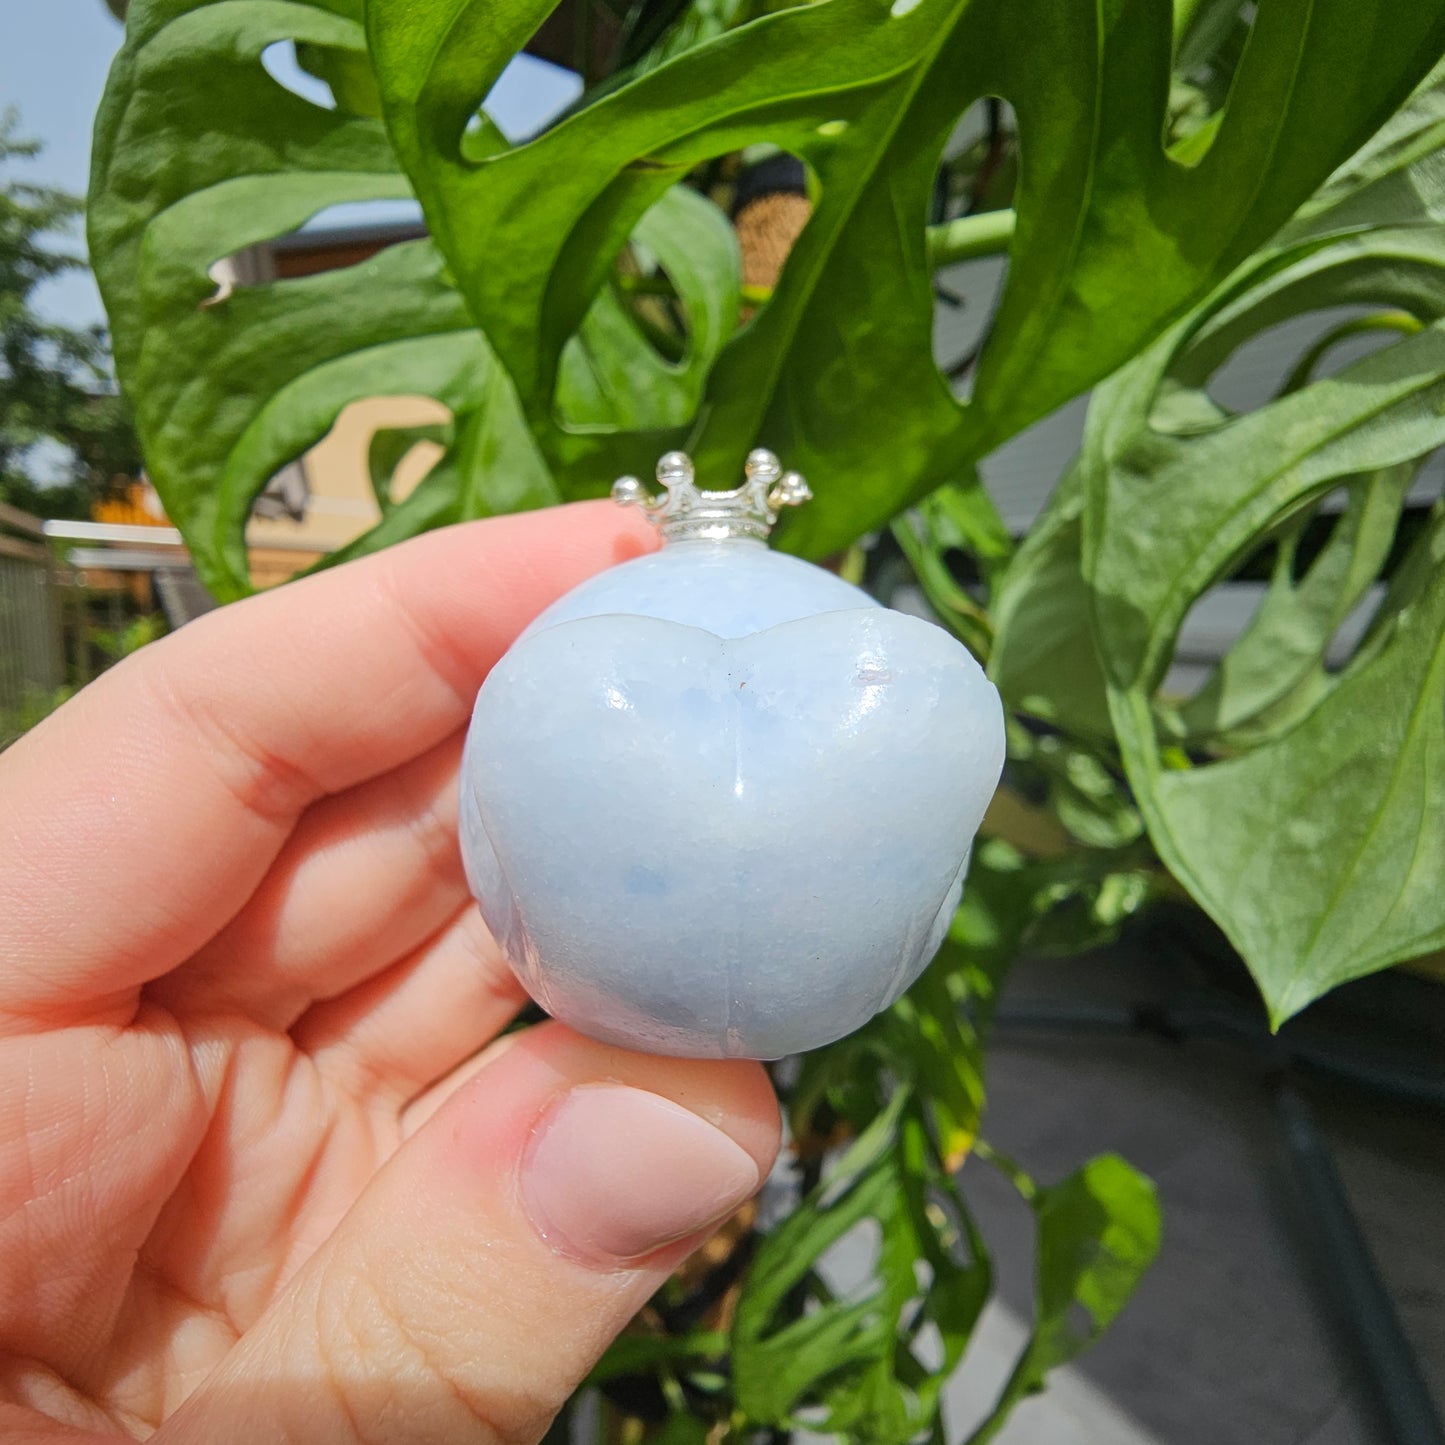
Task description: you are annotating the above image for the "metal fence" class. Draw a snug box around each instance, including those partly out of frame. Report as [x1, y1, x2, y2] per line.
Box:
[0, 504, 64, 712]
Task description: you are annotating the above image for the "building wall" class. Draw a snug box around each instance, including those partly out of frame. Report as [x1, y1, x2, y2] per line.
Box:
[246, 394, 449, 585]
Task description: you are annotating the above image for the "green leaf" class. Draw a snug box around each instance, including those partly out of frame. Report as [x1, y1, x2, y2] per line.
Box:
[891, 475, 1008, 662]
[87, 0, 484, 598]
[647, 1413, 710, 1445]
[95, 0, 1445, 584]
[965, 1155, 1161, 1445]
[1081, 81, 1445, 1022]
[367, 420, 450, 512]
[732, 1090, 912, 1428]
[90, 0, 745, 594]
[1284, 53, 1445, 242]
[1173, 466, 1412, 746]
[557, 183, 741, 431]
[733, 1085, 992, 1443]
[988, 464, 1112, 737]
[743, 842, 1083, 1440]
[585, 1330, 728, 1387]
[368, 0, 1445, 558]
[1030, 736, 1143, 852]
[1112, 506, 1445, 1026]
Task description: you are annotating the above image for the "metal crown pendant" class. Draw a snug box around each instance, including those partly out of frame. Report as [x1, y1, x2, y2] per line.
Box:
[611, 448, 812, 544]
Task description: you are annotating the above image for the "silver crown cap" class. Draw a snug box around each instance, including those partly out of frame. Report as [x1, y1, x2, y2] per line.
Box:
[612, 449, 811, 543]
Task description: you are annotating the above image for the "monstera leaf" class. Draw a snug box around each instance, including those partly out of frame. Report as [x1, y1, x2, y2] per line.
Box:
[370, 0, 1445, 558]
[1076, 64, 1445, 1024]
[91, 0, 1445, 593]
[88, 0, 739, 597]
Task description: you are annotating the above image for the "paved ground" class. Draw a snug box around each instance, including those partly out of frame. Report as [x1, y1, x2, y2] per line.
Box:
[941, 945, 1445, 1445]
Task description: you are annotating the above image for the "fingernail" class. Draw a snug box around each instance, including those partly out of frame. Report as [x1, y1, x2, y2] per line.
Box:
[521, 1084, 760, 1265]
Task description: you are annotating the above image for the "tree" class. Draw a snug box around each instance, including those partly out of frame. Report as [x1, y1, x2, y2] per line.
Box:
[86, 1, 1445, 1439]
[0, 111, 140, 521]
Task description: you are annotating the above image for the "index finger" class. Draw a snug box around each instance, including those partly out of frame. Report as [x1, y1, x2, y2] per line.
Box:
[0, 501, 654, 1023]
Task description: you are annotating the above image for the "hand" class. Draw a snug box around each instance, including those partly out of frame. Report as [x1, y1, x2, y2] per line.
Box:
[0, 503, 780, 1444]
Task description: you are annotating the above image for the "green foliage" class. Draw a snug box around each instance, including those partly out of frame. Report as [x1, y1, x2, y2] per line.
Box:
[990, 56, 1445, 1022]
[92, 610, 168, 664]
[85, 0, 1445, 1435]
[585, 846, 1158, 1443]
[0, 683, 74, 751]
[0, 613, 166, 750]
[0, 112, 141, 521]
[91, 0, 1445, 594]
[965, 1155, 1161, 1444]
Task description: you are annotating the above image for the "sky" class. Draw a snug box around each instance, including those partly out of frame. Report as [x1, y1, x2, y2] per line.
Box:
[0, 0, 582, 327]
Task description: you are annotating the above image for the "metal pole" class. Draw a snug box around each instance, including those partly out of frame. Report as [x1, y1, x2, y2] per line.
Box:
[1271, 1081, 1445, 1445]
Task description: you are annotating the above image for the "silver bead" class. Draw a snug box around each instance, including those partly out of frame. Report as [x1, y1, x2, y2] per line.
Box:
[612, 475, 645, 506]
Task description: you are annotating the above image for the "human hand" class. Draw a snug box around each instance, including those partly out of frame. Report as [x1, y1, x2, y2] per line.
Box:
[0, 503, 780, 1444]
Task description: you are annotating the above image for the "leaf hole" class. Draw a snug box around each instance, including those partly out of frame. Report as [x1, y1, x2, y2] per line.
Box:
[1164, 470, 1430, 743]
[931, 98, 1016, 403]
[554, 179, 743, 432]
[623, 255, 692, 362]
[202, 206, 427, 309]
[553, 148, 812, 433]
[816, 1217, 883, 1301]
[731, 148, 816, 322]
[1163, 561, 1273, 703]
[456, 55, 584, 159]
[1205, 305, 1416, 419]
[270, 204, 428, 277]
[1323, 461, 1445, 672]
[260, 41, 338, 111]
[1284, 485, 1371, 583]
[1324, 585, 1388, 673]
[1166, 1, 1259, 165]
[244, 395, 452, 585]
[910, 1318, 946, 1371]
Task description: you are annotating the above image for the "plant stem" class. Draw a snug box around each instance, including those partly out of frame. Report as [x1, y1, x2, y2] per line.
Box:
[926, 208, 1016, 269]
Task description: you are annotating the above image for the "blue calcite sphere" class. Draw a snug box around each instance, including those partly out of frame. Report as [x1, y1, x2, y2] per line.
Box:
[459, 537, 1005, 1059]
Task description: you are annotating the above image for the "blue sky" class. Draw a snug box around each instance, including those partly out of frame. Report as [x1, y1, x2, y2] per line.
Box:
[1, 0, 581, 326]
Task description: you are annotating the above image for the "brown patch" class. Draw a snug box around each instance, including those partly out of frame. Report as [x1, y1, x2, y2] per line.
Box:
[735, 193, 813, 299]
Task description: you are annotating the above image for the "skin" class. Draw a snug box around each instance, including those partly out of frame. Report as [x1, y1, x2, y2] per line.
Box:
[0, 502, 781, 1444]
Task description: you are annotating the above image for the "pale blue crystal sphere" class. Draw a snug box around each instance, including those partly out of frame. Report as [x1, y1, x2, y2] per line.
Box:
[459, 538, 1005, 1059]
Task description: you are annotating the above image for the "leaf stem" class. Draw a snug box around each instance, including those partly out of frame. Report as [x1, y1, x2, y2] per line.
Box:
[973, 1139, 1037, 1201]
[926, 208, 1016, 270]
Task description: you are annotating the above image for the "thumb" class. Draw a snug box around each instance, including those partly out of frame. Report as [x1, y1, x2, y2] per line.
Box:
[157, 1023, 779, 1445]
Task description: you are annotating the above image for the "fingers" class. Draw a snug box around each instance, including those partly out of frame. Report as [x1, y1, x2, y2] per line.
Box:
[155, 734, 469, 1029]
[295, 905, 527, 1108]
[0, 504, 655, 1024]
[0, 1405, 119, 1444]
[154, 1025, 780, 1445]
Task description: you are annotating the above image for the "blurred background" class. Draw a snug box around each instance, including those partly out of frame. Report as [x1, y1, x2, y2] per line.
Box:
[2, 0, 584, 737]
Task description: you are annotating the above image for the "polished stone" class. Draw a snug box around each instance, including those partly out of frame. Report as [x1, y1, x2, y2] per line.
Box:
[460, 539, 1005, 1058]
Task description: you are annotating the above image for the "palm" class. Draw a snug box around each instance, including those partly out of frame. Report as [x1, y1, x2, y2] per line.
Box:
[19, 1015, 385, 1430]
[3, 738, 515, 1435]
